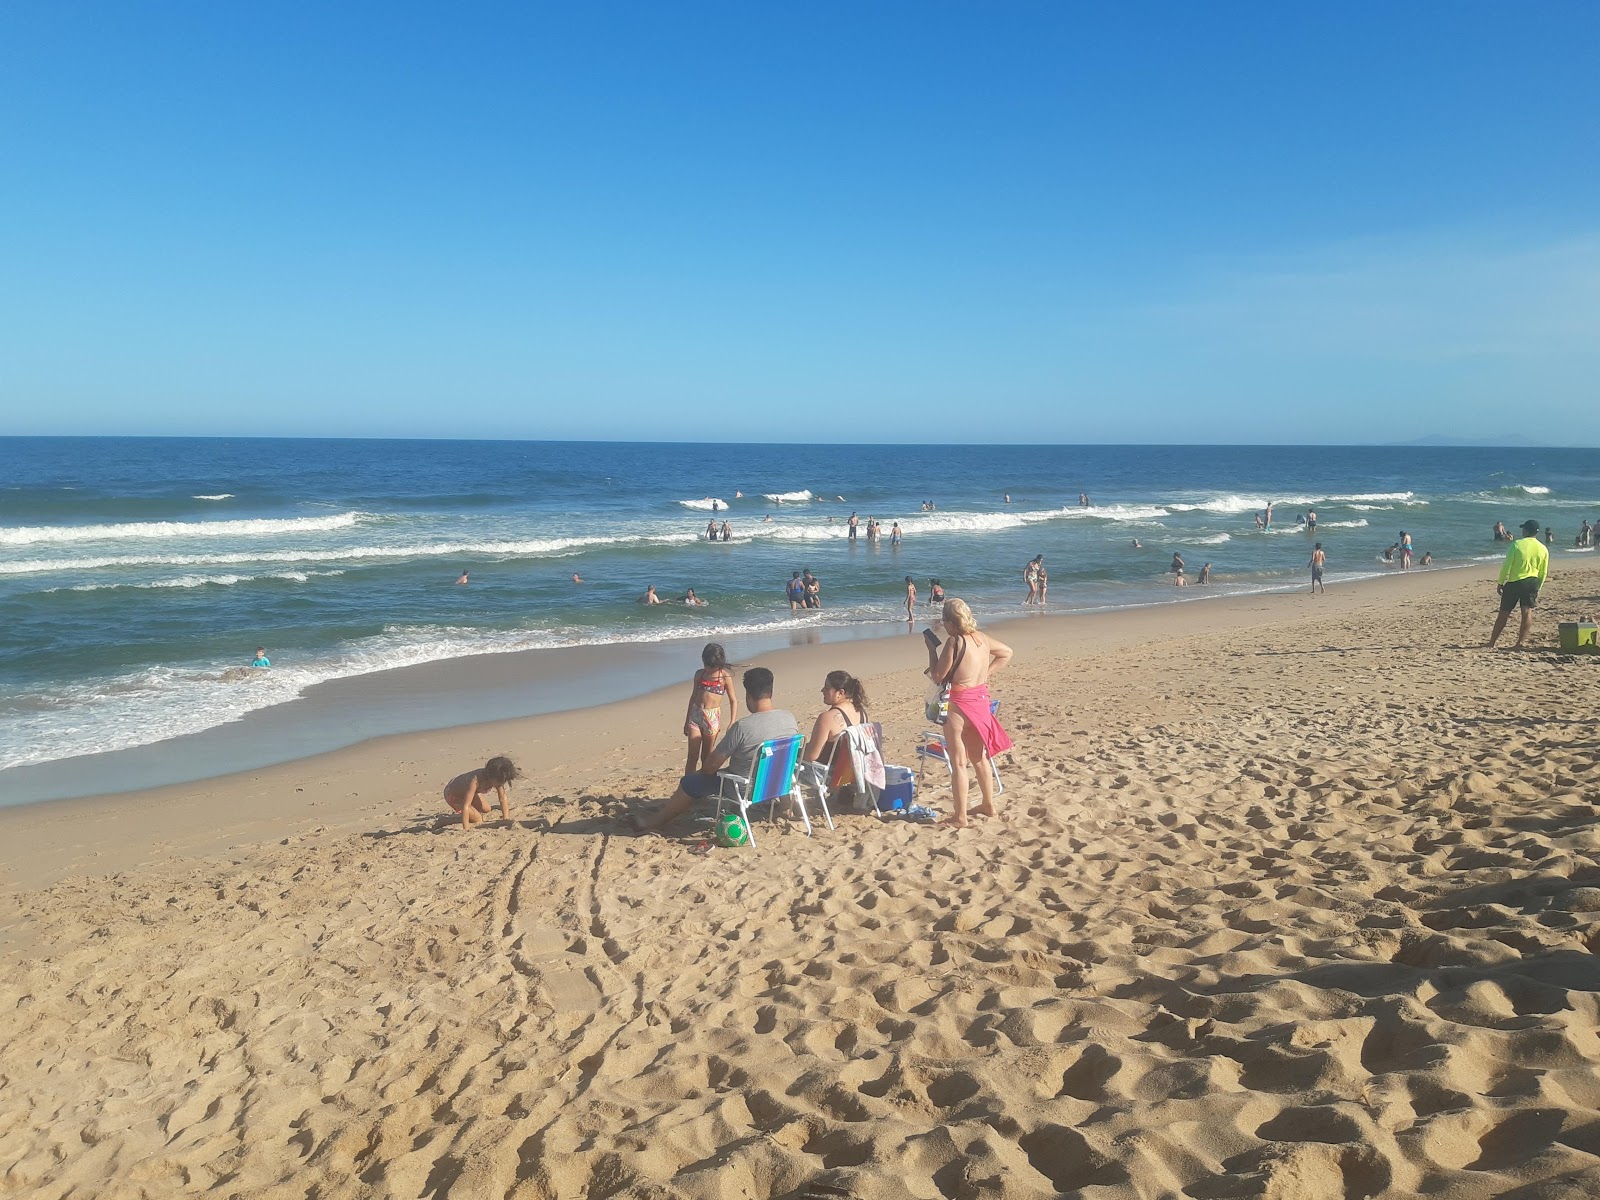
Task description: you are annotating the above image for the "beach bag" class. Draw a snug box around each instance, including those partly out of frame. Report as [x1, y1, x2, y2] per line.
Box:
[924, 680, 950, 724]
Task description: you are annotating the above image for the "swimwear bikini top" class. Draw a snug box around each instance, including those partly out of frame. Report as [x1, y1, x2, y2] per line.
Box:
[697, 672, 728, 695]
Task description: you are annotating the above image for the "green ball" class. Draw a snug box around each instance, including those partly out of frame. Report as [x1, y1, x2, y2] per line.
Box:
[716, 813, 750, 847]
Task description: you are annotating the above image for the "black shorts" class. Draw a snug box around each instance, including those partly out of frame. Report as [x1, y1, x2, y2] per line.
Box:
[1499, 577, 1540, 612]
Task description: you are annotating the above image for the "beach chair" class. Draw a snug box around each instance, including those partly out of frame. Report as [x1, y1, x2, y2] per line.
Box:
[795, 722, 883, 822]
[714, 734, 805, 847]
[916, 700, 1005, 795]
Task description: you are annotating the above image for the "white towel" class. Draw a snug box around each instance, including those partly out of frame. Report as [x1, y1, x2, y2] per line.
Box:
[844, 723, 887, 794]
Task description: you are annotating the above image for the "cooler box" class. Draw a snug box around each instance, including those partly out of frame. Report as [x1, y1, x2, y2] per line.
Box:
[877, 766, 914, 812]
[1558, 622, 1598, 654]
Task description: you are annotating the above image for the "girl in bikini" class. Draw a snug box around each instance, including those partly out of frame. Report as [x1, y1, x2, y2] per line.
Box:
[683, 643, 736, 773]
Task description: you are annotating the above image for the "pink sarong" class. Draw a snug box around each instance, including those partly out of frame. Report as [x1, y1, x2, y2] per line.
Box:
[947, 685, 1012, 757]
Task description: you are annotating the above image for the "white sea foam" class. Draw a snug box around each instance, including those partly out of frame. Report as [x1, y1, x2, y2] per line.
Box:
[45, 570, 344, 593]
[761, 490, 814, 503]
[1167, 491, 1416, 515]
[0, 511, 361, 546]
[1267, 518, 1369, 533]
[0, 532, 708, 575]
[1192, 533, 1232, 545]
[193, 494, 234, 501]
[0, 607, 889, 770]
[676, 498, 728, 511]
[1076, 504, 1170, 522]
[1515, 485, 1551, 495]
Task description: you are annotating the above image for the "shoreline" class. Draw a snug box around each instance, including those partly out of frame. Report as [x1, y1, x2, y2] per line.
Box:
[0, 559, 1536, 890]
[0, 559, 1493, 808]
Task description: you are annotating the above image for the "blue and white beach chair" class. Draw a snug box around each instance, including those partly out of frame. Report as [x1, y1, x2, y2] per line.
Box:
[714, 733, 807, 847]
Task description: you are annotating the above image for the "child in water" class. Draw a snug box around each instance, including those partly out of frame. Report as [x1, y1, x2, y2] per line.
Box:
[683, 643, 736, 773]
[443, 756, 520, 829]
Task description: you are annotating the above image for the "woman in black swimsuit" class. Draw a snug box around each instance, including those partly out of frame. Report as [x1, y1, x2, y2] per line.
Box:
[802, 670, 869, 765]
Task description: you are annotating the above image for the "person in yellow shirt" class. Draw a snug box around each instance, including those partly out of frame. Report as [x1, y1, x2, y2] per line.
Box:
[1488, 519, 1551, 649]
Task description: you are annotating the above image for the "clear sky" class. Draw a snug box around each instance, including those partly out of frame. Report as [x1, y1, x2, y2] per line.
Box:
[1, 3, 1595, 443]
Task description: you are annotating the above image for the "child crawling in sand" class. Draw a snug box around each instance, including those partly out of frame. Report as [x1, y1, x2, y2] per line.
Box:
[443, 756, 520, 828]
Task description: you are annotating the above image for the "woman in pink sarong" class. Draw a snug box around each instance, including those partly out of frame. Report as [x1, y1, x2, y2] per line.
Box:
[928, 598, 1013, 828]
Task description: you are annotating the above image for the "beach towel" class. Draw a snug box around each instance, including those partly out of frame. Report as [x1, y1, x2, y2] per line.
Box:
[842, 723, 886, 793]
[947, 685, 1012, 758]
[827, 723, 887, 812]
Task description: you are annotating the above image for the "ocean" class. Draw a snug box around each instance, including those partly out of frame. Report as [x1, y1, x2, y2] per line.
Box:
[2, 437, 1596, 799]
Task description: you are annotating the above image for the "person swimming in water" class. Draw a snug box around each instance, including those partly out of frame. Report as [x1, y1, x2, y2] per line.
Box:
[251, 646, 271, 668]
[456, 570, 470, 585]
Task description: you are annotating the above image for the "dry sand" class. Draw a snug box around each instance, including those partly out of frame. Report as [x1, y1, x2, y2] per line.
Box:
[4, 563, 1600, 1199]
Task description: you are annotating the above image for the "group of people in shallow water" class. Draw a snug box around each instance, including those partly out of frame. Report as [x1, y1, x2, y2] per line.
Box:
[640, 584, 706, 606]
[444, 598, 1016, 833]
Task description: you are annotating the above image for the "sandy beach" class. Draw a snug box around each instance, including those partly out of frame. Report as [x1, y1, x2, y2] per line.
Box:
[5, 561, 1600, 1199]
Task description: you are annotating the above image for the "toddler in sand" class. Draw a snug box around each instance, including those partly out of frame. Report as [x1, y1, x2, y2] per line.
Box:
[443, 756, 520, 828]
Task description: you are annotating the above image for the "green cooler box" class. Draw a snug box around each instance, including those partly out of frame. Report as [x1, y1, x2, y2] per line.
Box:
[1558, 622, 1598, 653]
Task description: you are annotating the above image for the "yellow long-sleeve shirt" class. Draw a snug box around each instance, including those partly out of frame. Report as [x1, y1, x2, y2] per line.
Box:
[1498, 536, 1549, 585]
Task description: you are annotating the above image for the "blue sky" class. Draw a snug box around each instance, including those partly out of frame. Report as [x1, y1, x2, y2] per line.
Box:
[1, 3, 1595, 443]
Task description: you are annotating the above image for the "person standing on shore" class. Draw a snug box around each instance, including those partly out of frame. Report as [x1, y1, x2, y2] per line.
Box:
[904, 576, 917, 621]
[1400, 530, 1413, 569]
[1488, 519, 1550, 649]
[1022, 555, 1043, 605]
[1309, 543, 1326, 594]
[927, 599, 1013, 829]
[682, 643, 736, 773]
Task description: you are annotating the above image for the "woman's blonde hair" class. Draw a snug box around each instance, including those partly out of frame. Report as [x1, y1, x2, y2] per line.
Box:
[942, 597, 977, 635]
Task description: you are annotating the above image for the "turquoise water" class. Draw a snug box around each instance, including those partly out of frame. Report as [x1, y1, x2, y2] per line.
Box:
[2, 437, 1596, 778]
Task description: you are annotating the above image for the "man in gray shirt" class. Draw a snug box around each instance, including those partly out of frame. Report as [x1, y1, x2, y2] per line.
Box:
[639, 667, 800, 833]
